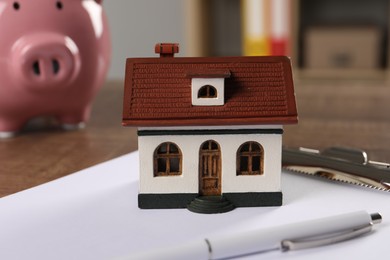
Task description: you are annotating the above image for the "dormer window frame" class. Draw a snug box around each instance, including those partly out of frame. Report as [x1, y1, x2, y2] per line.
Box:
[198, 85, 218, 98]
[187, 69, 231, 107]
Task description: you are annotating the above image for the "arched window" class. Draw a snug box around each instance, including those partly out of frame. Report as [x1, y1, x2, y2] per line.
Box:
[198, 85, 217, 98]
[154, 142, 182, 177]
[237, 141, 264, 175]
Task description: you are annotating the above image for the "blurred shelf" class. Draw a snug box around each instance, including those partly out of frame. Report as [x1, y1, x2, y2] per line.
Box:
[185, 0, 390, 81]
[294, 68, 390, 81]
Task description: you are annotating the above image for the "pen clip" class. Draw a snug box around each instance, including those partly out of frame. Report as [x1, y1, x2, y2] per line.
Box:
[281, 224, 373, 252]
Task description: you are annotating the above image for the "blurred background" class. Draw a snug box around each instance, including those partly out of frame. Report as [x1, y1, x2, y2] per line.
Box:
[104, 0, 390, 81]
[2, 0, 390, 200]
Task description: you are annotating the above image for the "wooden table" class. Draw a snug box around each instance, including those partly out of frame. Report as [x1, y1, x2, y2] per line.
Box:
[1, 79, 389, 197]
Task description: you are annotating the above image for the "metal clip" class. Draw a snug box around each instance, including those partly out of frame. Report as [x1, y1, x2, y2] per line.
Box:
[281, 224, 372, 251]
[282, 146, 390, 192]
[281, 213, 382, 251]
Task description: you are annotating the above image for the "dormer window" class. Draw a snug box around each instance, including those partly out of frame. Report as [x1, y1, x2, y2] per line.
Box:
[198, 85, 217, 98]
[187, 69, 231, 106]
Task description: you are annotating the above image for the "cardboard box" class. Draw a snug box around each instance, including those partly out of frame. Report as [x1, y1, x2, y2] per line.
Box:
[304, 26, 382, 69]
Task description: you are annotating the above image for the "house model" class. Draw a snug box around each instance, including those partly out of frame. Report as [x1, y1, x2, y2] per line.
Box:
[122, 43, 298, 214]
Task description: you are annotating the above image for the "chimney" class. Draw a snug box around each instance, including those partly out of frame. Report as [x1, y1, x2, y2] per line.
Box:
[155, 43, 179, 58]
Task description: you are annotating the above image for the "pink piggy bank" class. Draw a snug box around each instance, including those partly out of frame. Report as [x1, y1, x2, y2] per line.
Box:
[0, 0, 111, 138]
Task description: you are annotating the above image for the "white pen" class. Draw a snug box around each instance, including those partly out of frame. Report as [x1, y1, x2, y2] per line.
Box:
[118, 210, 382, 260]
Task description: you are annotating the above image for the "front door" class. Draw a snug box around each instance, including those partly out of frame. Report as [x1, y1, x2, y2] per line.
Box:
[199, 140, 221, 196]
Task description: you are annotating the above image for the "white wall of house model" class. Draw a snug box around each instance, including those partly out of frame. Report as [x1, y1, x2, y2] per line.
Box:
[138, 125, 282, 194]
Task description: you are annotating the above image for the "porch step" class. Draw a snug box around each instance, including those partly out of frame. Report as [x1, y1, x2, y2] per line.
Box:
[187, 196, 235, 214]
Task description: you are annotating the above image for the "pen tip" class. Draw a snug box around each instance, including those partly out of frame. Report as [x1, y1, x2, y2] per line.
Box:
[370, 213, 382, 224]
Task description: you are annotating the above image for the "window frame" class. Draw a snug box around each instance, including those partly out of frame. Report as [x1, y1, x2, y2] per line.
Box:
[153, 142, 182, 177]
[236, 141, 264, 176]
[198, 85, 218, 98]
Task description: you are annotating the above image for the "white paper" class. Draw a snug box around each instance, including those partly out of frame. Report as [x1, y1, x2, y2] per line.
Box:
[0, 151, 388, 260]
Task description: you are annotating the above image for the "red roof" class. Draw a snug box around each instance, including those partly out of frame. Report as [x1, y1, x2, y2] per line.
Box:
[122, 55, 297, 127]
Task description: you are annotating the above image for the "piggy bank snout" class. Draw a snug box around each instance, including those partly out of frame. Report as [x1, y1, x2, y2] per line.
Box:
[12, 33, 81, 90]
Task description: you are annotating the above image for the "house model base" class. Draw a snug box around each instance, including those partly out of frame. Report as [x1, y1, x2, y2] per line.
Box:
[123, 43, 298, 214]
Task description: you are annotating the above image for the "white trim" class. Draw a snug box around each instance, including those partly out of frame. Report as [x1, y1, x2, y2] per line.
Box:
[139, 125, 283, 131]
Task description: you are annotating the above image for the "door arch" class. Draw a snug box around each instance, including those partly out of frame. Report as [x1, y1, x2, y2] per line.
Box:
[199, 140, 221, 196]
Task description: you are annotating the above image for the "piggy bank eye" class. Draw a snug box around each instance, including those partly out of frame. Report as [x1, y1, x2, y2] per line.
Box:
[56, 1, 63, 10]
[13, 2, 20, 10]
